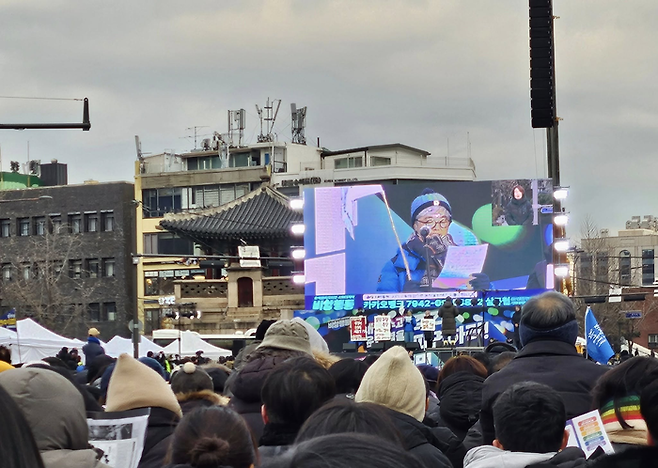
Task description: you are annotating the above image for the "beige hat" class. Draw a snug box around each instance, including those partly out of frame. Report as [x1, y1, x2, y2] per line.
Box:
[105, 354, 182, 417]
[355, 346, 427, 422]
[88, 328, 100, 337]
[257, 319, 312, 355]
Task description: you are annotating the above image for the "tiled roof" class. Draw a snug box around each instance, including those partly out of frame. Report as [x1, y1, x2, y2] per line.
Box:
[159, 186, 301, 240]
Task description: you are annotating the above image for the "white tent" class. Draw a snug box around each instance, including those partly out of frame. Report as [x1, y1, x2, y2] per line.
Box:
[162, 330, 232, 359]
[104, 335, 164, 358]
[7, 319, 85, 364]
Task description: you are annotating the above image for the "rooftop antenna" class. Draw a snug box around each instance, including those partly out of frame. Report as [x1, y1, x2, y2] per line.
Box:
[228, 109, 246, 147]
[135, 135, 143, 160]
[256, 98, 281, 143]
[186, 126, 209, 150]
[291, 103, 307, 145]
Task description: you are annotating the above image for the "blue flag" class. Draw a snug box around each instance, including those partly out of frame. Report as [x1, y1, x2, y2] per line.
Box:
[585, 306, 614, 364]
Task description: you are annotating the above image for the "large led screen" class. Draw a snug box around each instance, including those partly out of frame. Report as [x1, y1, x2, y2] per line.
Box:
[303, 180, 553, 305]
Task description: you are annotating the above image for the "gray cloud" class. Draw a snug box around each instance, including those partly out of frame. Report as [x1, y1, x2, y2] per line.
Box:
[0, 0, 656, 237]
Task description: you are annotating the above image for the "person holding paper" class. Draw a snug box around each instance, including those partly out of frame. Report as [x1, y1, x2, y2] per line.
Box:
[377, 189, 490, 292]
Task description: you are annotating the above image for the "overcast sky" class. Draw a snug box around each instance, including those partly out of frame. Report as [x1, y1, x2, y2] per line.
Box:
[1, 0, 656, 239]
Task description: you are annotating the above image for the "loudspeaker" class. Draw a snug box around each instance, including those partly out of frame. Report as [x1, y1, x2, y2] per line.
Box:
[384, 341, 405, 350]
[529, 0, 555, 128]
[405, 342, 420, 351]
[370, 343, 384, 352]
[342, 343, 357, 352]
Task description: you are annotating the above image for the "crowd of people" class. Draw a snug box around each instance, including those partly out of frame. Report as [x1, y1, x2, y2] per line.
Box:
[1, 290, 657, 468]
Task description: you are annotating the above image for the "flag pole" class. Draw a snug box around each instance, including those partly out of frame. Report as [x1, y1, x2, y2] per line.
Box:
[585, 306, 589, 360]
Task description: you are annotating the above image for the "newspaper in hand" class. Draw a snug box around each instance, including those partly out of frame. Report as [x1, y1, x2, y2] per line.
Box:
[87, 408, 150, 468]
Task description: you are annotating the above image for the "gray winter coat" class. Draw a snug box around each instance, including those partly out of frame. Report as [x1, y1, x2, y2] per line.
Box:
[0, 367, 110, 468]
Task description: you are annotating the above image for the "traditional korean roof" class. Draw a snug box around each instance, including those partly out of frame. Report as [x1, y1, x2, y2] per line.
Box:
[159, 186, 301, 240]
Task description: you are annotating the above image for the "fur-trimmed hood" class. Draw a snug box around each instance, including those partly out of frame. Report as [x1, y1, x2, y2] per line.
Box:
[176, 389, 229, 415]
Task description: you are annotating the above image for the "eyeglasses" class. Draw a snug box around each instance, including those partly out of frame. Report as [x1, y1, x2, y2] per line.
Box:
[417, 217, 451, 229]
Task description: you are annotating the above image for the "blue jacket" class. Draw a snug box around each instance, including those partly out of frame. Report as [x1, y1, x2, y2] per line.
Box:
[403, 315, 417, 332]
[82, 336, 105, 368]
[377, 225, 480, 292]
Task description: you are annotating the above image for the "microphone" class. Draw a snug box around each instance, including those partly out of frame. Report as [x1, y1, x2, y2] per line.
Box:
[419, 226, 431, 241]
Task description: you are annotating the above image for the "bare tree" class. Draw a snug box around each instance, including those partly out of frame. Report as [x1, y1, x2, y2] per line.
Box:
[573, 215, 651, 352]
[0, 223, 120, 337]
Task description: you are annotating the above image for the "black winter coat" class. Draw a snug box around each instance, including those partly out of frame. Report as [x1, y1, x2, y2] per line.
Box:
[480, 340, 609, 445]
[504, 197, 532, 226]
[228, 355, 288, 441]
[138, 407, 180, 468]
[82, 338, 105, 368]
[587, 446, 658, 468]
[384, 408, 453, 468]
[438, 303, 458, 336]
[524, 447, 587, 468]
[437, 371, 485, 441]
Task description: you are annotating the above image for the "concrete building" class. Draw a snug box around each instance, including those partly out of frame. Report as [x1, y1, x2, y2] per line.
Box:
[0, 180, 136, 340]
[134, 139, 477, 334]
[577, 215, 658, 351]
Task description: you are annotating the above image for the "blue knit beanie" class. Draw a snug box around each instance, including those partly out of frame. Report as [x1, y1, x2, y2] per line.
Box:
[411, 189, 452, 224]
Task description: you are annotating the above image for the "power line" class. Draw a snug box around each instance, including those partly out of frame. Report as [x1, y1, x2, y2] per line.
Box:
[0, 96, 84, 102]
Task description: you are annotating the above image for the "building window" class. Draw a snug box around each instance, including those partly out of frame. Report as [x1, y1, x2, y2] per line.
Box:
[18, 218, 30, 237]
[69, 260, 83, 279]
[642, 249, 654, 286]
[34, 217, 46, 236]
[85, 213, 99, 232]
[102, 212, 114, 232]
[187, 155, 220, 171]
[21, 264, 31, 281]
[619, 250, 632, 286]
[87, 259, 100, 278]
[334, 156, 363, 169]
[0, 219, 10, 237]
[648, 333, 658, 350]
[1, 264, 11, 282]
[370, 156, 391, 166]
[141, 188, 183, 218]
[69, 214, 82, 234]
[144, 271, 175, 296]
[102, 258, 115, 277]
[144, 234, 158, 255]
[144, 233, 193, 255]
[104, 302, 117, 322]
[50, 215, 62, 234]
[88, 303, 101, 322]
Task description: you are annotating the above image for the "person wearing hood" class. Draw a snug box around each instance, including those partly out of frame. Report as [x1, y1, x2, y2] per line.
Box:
[503, 185, 533, 226]
[227, 320, 313, 441]
[82, 328, 105, 369]
[355, 346, 453, 468]
[436, 356, 488, 441]
[171, 362, 228, 415]
[479, 291, 608, 446]
[233, 320, 276, 371]
[0, 367, 110, 468]
[438, 297, 457, 343]
[105, 354, 182, 468]
[465, 382, 585, 468]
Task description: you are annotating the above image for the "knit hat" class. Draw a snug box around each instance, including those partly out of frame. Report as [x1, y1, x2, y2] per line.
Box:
[88, 327, 100, 337]
[257, 319, 312, 355]
[170, 362, 213, 394]
[410, 189, 452, 224]
[355, 346, 427, 421]
[138, 357, 166, 379]
[0, 360, 14, 373]
[105, 354, 182, 417]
